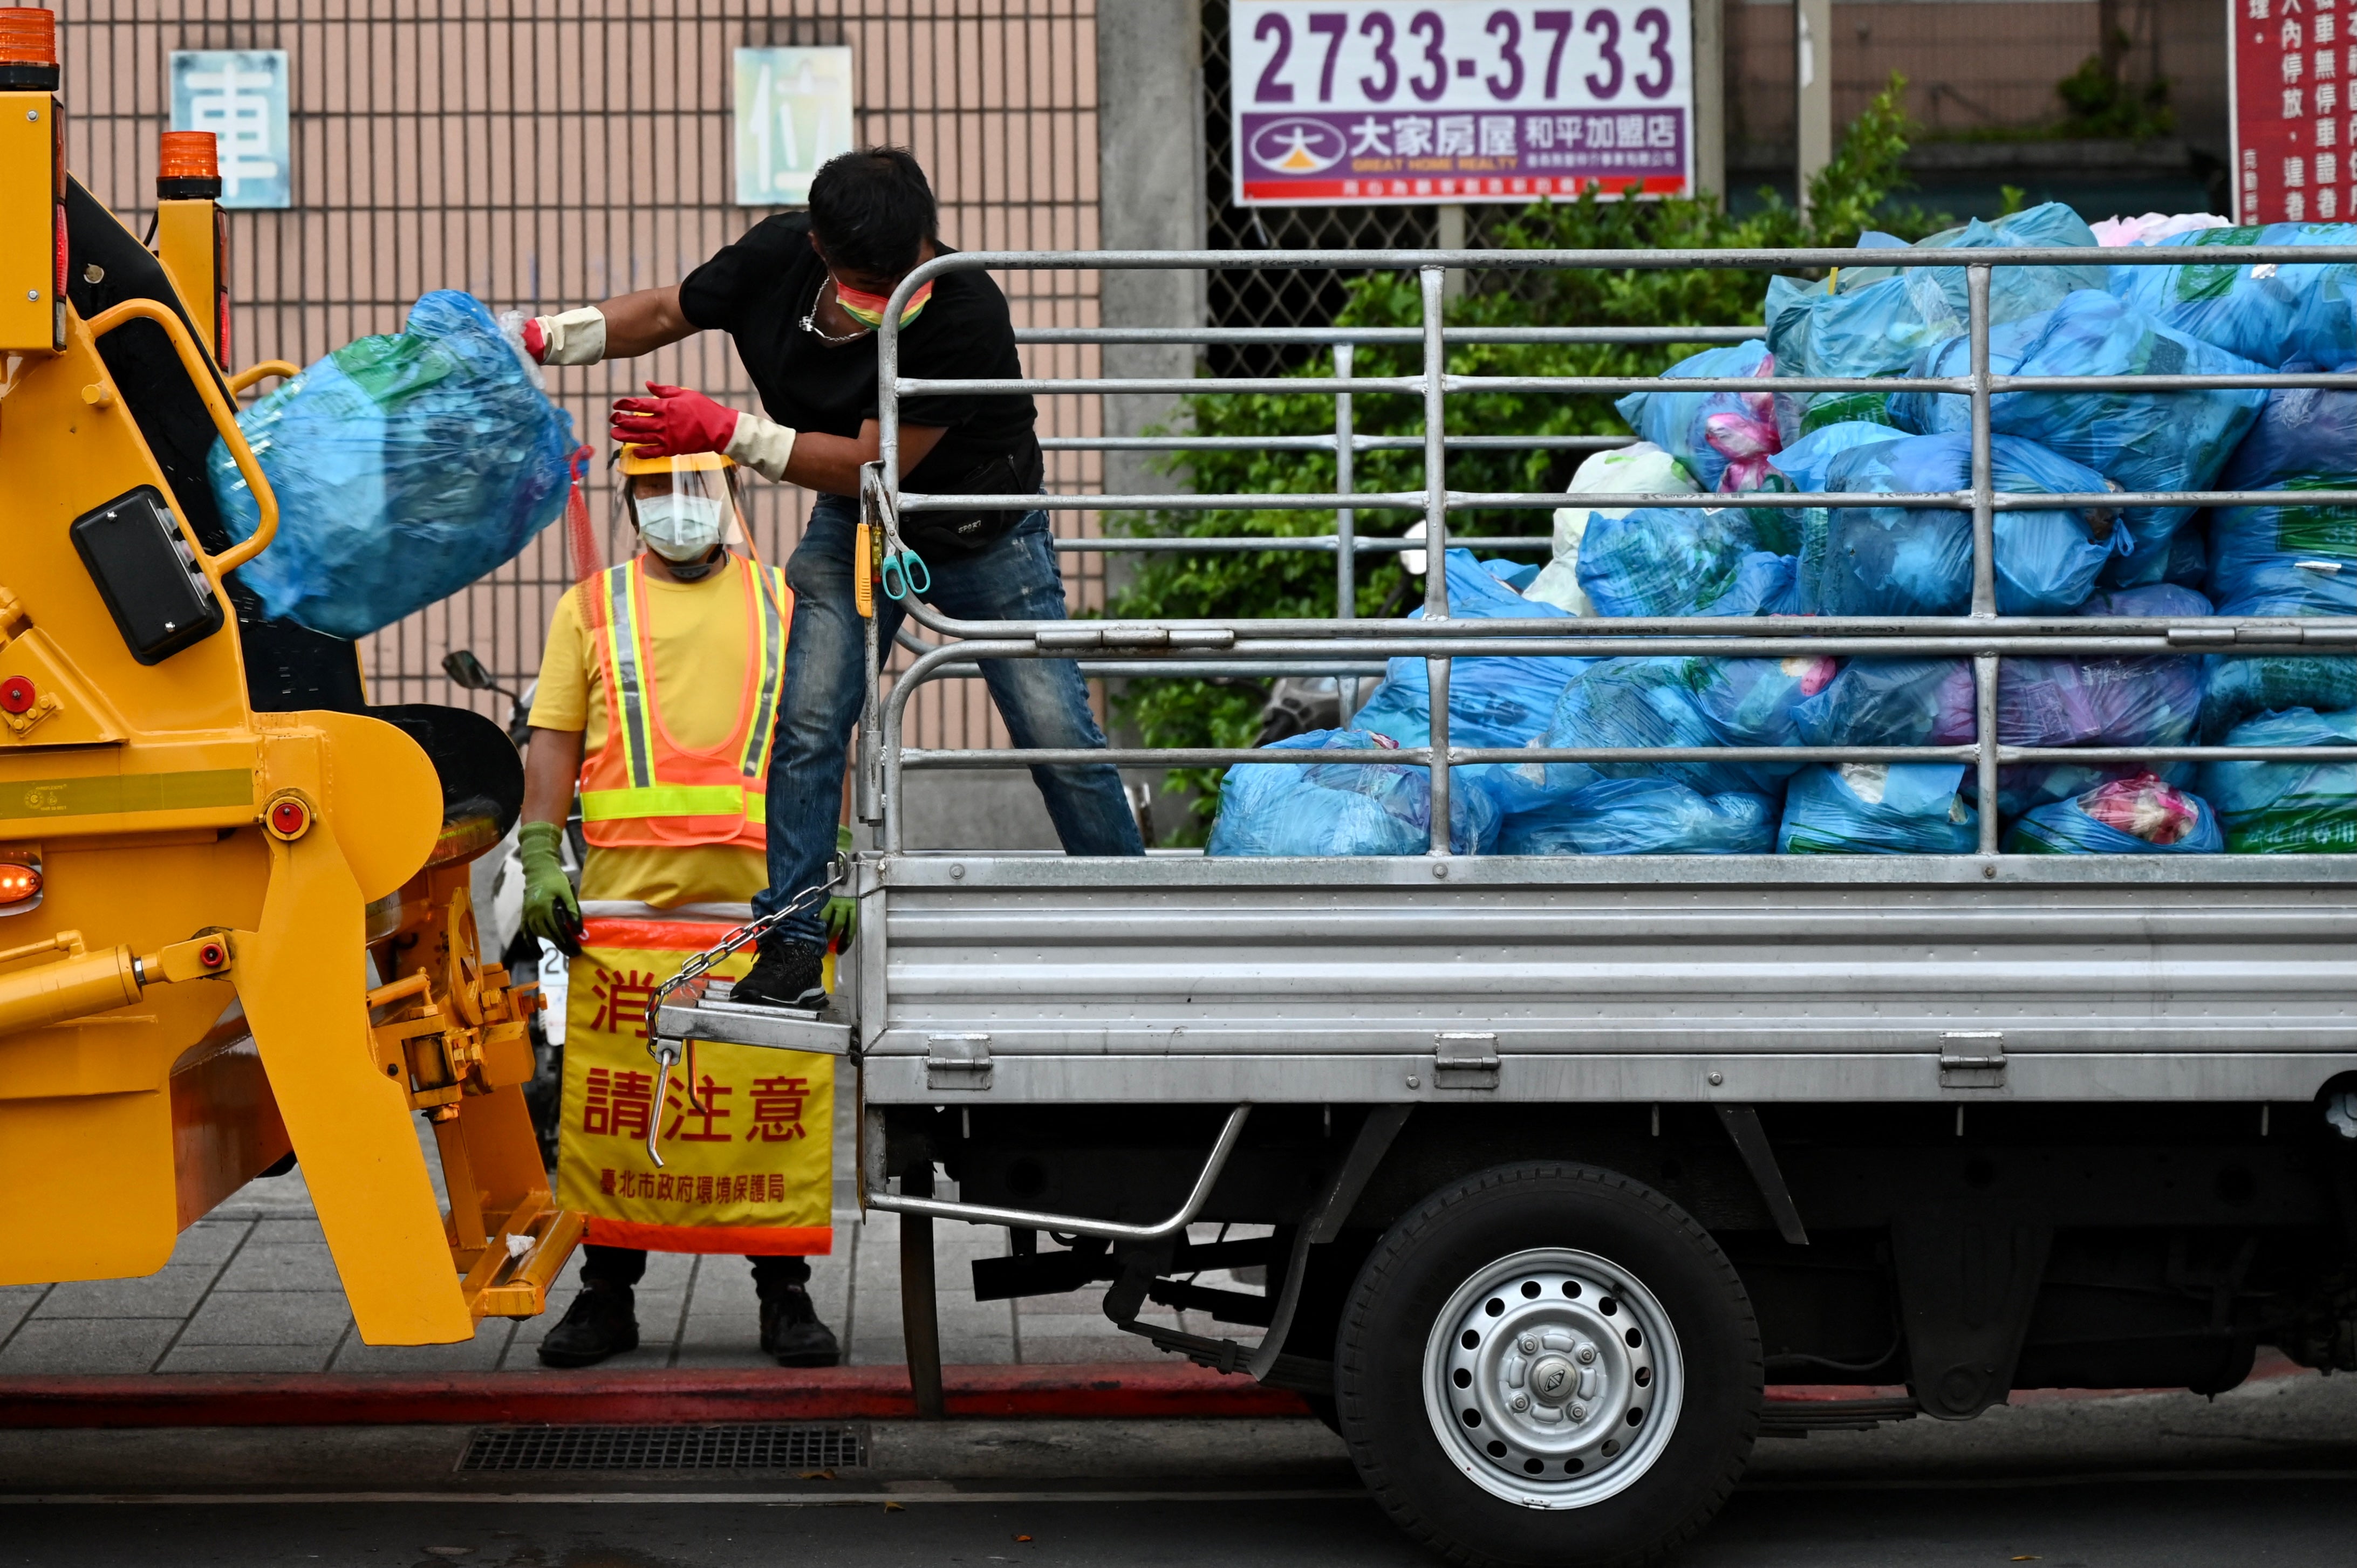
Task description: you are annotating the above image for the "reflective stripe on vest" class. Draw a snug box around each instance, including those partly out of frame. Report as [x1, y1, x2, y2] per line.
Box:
[739, 564, 789, 778]
[601, 565, 659, 790]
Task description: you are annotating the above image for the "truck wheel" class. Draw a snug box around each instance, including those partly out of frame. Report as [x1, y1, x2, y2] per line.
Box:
[1335, 1163, 1760, 1568]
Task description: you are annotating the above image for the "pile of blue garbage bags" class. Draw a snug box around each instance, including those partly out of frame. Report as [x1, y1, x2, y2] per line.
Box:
[1210, 205, 2357, 857]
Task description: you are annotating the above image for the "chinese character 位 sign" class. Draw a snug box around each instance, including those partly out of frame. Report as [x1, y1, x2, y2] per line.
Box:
[1229, 0, 1692, 206]
[2231, 0, 2356, 222]
[169, 50, 290, 210]
[558, 918, 834, 1254]
[734, 46, 856, 207]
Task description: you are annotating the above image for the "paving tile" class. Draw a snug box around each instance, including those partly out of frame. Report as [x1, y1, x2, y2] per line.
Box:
[332, 1319, 513, 1373]
[34, 1265, 222, 1321]
[0, 1285, 51, 1342]
[166, 1221, 249, 1266]
[211, 1243, 341, 1293]
[177, 1291, 350, 1347]
[155, 1343, 338, 1374]
[248, 1217, 328, 1248]
[0, 1319, 180, 1374]
[682, 1256, 760, 1317]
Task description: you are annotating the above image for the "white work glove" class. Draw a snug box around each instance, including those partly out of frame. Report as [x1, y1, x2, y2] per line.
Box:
[521, 305, 607, 366]
[723, 409, 799, 483]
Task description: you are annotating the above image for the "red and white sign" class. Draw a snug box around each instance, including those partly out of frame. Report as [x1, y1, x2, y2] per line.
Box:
[2231, 0, 2351, 223]
[1229, 1, 1695, 206]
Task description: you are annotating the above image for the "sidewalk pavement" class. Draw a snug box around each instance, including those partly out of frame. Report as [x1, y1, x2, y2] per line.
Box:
[0, 1106, 1229, 1378]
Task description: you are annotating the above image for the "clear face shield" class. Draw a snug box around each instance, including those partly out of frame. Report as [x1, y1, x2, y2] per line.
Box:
[615, 453, 746, 578]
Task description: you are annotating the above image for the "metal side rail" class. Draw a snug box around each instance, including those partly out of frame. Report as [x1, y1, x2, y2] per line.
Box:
[650, 973, 855, 1057]
[863, 1105, 1254, 1238]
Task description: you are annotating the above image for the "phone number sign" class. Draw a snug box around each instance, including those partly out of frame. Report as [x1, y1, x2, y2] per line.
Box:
[1231, 1, 1693, 206]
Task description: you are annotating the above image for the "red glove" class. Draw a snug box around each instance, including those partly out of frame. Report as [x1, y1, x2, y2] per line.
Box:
[609, 382, 742, 458]
[520, 317, 548, 363]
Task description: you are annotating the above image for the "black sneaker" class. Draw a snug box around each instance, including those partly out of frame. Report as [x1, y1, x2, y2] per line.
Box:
[732, 936, 827, 1010]
[535, 1285, 639, 1367]
[759, 1284, 842, 1368]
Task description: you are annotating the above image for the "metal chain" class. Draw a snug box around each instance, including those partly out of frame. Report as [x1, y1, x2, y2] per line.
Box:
[641, 857, 849, 1170]
[648, 856, 847, 1022]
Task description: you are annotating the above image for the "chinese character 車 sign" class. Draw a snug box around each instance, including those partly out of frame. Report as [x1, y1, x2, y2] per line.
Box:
[1229, 1, 1692, 206]
[734, 46, 856, 207]
[169, 50, 290, 210]
[2231, 0, 2350, 223]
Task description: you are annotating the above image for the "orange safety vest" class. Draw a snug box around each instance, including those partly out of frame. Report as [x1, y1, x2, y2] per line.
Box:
[577, 553, 792, 851]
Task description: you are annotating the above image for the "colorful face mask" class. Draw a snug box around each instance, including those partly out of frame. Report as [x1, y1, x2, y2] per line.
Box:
[832, 275, 933, 330]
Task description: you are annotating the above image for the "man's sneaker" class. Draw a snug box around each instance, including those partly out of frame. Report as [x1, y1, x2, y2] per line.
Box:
[759, 1284, 842, 1367]
[536, 1285, 639, 1367]
[732, 936, 826, 1010]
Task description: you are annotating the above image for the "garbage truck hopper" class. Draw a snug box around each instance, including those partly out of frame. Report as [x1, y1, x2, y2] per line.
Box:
[0, 56, 575, 1345]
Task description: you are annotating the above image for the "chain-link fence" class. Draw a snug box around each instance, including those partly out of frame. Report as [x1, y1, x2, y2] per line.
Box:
[62, 0, 1099, 754]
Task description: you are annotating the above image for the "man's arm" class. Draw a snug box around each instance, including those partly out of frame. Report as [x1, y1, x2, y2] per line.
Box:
[517, 725, 588, 955]
[524, 286, 695, 365]
[778, 419, 948, 497]
[596, 286, 698, 359]
[522, 725, 586, 825]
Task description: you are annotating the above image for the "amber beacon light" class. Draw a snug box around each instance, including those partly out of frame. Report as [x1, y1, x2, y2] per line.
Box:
[0, 8, 57, 90]
[158, 130, 222, 200]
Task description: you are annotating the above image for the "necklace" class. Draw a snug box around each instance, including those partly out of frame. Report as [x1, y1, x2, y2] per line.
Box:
[798, 280, 870, 346]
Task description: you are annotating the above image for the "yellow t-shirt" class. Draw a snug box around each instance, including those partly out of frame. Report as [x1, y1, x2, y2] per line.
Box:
[529, 554, 768, 908]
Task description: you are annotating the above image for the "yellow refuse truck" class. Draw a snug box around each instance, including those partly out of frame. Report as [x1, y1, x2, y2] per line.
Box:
[0, 30, 576, 1344]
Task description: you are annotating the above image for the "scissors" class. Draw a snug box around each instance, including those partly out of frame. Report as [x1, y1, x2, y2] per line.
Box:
[879, 541, 930, 600]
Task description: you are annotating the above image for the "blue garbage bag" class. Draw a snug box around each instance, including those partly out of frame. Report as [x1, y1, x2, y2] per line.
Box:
[1206, 728, 1499, 855]
[1355, 549, 1586, 749]
[1793, 584, 2210, 813]
[1576, 506, 1795, 618]
[1352, 549, 1589, 816]
[1778, 762, 1979, 854]
[1889, 290, 2268, 586]
[2163, 520, 2209, 587]
[2002, 772, 2223, 853]
[1766, 203, 2105, 436]
[211, 290, 576, 640]
[1757, 420, 1914, 555]
[1498, 778, 1777, 855]
[2196, 707, 2357, 852]
[2199, 387, 2357, 738]
[2108, 223, 2357, 372]
[1505, 653, 1835, 807]
[1613, 340, 1780, 493]
[1793, 433, 2124, 616]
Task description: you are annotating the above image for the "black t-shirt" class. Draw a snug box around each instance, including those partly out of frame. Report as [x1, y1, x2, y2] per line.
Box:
[678, 214, 1036, 497]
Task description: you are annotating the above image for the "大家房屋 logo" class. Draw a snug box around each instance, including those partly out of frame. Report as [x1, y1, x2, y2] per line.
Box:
[1249, 117, 1345, 174]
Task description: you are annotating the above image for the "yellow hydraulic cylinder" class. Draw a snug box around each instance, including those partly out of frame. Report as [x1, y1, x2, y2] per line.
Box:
[0, 931, 139, 1037]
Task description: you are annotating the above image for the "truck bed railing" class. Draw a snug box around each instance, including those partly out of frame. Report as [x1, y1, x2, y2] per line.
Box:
[863, 245, 2357, 859]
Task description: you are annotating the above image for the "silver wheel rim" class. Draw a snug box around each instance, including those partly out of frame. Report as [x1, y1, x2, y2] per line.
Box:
[1421, 1247, 1684, 1510]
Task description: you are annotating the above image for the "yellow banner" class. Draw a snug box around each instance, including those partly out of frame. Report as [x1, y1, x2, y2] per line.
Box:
[556, 916, 832, 1255]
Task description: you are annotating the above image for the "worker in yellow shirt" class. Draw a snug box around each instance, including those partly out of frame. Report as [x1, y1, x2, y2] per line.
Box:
[516, 446, 844, 1368]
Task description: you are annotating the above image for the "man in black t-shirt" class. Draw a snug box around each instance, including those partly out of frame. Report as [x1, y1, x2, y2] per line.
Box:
[519, 147, 1143, 1005]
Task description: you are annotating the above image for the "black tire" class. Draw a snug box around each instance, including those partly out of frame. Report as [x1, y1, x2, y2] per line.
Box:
[1335, 1162, 1761, 1568]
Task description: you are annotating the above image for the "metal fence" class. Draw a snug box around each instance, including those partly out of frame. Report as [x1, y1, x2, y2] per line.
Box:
[866, 245, 2357, 860]
[60, 0, 1100, 755]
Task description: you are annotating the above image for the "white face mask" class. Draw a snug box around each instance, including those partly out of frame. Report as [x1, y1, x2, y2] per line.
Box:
[636, 494, 726, 563]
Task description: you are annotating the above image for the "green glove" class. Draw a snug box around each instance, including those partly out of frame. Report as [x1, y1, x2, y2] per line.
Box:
[825, 825, 858, 950]
[517, 820, 584, 958]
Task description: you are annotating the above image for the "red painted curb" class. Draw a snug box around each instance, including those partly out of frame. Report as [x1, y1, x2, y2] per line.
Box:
[0, 1363, 1314, 1428]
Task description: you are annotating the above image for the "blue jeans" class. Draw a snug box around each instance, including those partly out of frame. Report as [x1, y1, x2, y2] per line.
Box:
[753, 494, 1144, 943]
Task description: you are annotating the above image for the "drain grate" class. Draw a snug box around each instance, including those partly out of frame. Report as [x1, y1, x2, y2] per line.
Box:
[459, 1422, 867, 1472]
